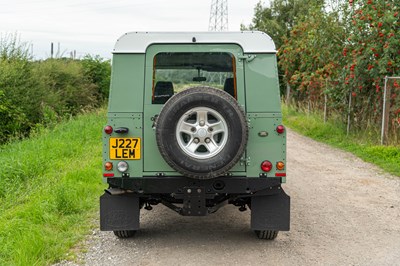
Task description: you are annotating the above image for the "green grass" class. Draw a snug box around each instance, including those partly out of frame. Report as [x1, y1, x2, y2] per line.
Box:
[282, 104, 400, 177]
[0, 109, 106, 265]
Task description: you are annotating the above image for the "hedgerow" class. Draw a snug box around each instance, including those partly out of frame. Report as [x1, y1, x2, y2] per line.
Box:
[0, 34, 111, 144]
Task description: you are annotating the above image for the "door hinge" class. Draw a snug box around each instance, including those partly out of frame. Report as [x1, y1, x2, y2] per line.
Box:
[240, 156, 251, 166]
[237, 54, 256, 63]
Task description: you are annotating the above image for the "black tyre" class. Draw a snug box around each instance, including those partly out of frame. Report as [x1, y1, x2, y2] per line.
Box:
[254, 230, 278, 240]
[156, 86, 248, 179]
[113, 230, 136, 238]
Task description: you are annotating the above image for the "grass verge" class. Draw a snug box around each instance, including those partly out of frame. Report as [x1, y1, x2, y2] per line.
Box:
[282, 104, 400, 177]
[0, 109, 106, 265]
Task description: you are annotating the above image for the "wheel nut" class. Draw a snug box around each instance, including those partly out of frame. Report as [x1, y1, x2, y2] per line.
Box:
[194, 138, 200, 144]
[205, 138, 211, 143]
[208, 127, 213, 132]
[199, 120, 205, 126]
[191, 127, 196, 132]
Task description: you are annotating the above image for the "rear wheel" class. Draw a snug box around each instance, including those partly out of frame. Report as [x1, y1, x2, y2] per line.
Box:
[113, 230, 136, 238]
[254, 230, 278, 240]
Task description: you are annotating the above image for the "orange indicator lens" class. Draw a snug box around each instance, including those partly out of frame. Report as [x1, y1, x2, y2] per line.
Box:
[276, 161, 285, 170]
[105, 162, 113, 171]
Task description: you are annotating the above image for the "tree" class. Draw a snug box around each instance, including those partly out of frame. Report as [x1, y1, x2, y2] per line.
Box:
[243, 0, 324, 48]
[279, 6, 346, 106]
[343, 0, 400, 125]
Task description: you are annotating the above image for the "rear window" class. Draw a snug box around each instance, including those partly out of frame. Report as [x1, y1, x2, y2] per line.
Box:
[152, 52, 236, 104]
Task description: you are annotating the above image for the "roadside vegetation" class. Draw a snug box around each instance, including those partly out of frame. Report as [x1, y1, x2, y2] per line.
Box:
[0, 109, 106, 265]
[283, 104, 400, 177]
[0, 34, 110, 264]
[0, 34, 110, 144]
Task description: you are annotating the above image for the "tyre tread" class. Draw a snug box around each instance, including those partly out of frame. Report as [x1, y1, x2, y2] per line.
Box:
[113, 230, 136, 238]
[255, 230, 278, 240]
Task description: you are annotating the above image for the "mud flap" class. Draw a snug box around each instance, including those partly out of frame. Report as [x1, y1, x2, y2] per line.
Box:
[100, 192, 140, 231]
[251, 188, 290, 231]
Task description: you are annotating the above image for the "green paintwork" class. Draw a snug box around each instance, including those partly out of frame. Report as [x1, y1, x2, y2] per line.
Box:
[244, 54, 281, 113]
[108, 54, 145, 112]
[103, 39, 286, 182]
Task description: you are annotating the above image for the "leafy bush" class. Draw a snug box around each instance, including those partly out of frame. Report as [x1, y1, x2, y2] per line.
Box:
[81, 54, 111, 100]
[33, 58, 101, 116]
[0, 34, 111, 144]
[0, 35, 34, 141]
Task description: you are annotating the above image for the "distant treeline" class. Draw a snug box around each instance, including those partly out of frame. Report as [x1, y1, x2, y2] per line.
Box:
[0, 35, 111, 144]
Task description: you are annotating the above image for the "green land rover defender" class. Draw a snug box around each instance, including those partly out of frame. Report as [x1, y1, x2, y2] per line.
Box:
[100, 31, 290, 240]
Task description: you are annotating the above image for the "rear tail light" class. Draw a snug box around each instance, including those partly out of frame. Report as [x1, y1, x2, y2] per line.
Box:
[104, 125, 113, 135]
[276, 161, 285, 170]
[103, 173, 114, 178]
[104, 162, 113, 171]
[276, 125, 285, 134]
[261, 160, 272, 172]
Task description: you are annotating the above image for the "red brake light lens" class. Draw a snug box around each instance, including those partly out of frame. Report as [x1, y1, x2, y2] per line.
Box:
[261, 160, 273, 172]
[104, 125, 113, 135]
[276, 125, 285, 134]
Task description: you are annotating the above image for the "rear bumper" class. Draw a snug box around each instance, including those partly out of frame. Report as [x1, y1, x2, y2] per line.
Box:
[101, 176, 290, 231]
[106, 176, 284, 195]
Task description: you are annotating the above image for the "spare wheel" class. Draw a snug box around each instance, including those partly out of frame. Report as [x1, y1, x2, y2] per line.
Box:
[155, 86, 248, 179]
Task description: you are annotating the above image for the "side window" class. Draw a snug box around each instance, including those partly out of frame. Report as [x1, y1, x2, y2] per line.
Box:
[152, 52, 236, 104]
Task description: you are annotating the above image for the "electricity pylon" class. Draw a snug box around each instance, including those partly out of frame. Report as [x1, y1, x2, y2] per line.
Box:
[208, 0, 228, 31]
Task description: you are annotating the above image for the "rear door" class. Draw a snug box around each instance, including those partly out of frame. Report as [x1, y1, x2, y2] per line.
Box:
[142, 44, 246, 175]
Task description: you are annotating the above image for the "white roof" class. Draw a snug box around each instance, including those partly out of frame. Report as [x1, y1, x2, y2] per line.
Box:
[113, 31, 276, 54]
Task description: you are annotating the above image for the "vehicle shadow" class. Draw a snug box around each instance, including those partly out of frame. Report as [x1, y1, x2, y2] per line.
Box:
[115, 204, 283, 246]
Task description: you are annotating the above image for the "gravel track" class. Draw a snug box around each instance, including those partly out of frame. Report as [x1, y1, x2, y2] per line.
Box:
[57, 129, 400, 266]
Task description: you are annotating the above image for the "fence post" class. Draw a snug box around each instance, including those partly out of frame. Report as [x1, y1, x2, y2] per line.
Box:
[347, 90, 352, 136]
[324, 93, 328, 124]
[286, 83, 291, 103]
[381, 76, 390, 145]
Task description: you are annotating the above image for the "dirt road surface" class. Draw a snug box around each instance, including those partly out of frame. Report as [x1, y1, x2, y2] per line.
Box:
[59, 130, 400, 266]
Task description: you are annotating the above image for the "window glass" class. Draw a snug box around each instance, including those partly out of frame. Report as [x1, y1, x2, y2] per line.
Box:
[152, 52, 236, 104]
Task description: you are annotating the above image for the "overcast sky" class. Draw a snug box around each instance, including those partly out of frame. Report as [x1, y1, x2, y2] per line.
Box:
[0, 0, 266, 59]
